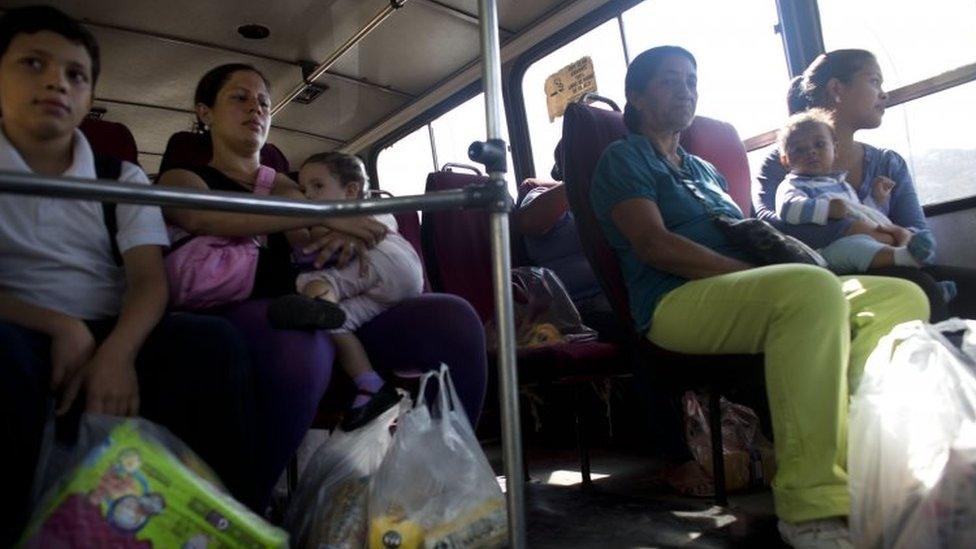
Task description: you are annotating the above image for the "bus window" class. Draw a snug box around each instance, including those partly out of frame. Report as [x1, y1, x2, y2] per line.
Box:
[376, 124, 435, 197]
[376, 93, 514, 197]
[857, 81, 976, 206]
[521, 20, 627, 179]
[430, 93, 516, 197]
[818, 0, 976, 91]
[621, 0, 790, 141]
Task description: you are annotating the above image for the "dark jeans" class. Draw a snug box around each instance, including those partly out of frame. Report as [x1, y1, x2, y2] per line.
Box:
[0, 313, 253, 546]
[868, 264, 976, 322]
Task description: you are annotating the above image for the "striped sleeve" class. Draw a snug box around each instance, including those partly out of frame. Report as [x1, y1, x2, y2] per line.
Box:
[775, 179, 831, 225]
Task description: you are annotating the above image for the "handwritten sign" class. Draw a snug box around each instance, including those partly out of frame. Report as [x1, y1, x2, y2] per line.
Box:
[544, 56, 598, 121]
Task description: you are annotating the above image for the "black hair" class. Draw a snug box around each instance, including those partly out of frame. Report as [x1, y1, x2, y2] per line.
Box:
[623, 46, 697, 133]
[0, 6, 100, 86]
[302, 152, 369, 196]
[788, 49, 877, 114]
[193, 63, 271, 130]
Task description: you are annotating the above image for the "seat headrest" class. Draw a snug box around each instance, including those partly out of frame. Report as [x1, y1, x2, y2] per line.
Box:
[158, 131, 290, 175]
[679, 116, 753, 215]
[79, 118, 139, 165]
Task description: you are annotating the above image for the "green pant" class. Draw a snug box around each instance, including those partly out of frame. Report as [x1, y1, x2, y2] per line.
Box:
[647, 264, 929, 522]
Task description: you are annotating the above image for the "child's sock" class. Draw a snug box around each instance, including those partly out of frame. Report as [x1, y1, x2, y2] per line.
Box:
[907, 229, 936, 265]
[938, 280, 958, 303]
[893, 247, 921, 268]
[352, 371, 385, 408]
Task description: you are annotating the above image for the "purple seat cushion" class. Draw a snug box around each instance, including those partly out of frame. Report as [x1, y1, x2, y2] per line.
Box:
[492, 340, 627, 383]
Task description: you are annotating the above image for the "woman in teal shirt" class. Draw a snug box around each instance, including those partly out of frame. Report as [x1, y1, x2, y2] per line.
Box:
[591, 46, 929, 548]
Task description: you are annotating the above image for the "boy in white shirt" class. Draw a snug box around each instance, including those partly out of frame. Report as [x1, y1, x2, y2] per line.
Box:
[0, 7, 255, 543]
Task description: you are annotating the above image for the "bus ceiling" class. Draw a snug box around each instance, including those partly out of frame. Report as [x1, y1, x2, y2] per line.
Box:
[11, 0, 592, 175]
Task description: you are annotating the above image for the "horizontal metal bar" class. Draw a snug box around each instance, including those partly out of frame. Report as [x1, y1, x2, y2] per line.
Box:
[0, 171, 490, 217]
[272, 3, 399, 115]
[743, 129, 777, 152]
[886, 62, 976, 107]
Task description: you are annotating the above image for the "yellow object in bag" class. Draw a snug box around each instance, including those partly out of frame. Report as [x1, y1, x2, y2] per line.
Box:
[368, 514, 425, 549]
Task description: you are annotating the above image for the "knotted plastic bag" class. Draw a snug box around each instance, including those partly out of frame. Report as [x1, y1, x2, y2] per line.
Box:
[682, 391, 776, 491]
[368, 365, 506, 549]
[285, 398, 405, 549]
[486, 266, 597, 349]
[849, 318, 976, 549]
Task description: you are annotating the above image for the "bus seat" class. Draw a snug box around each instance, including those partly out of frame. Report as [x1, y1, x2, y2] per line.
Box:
[422, 168, 627, 487]
[561, 101, 766, 505]
[421, 171, 496, 321]
[679, 116, 753, 216]
[392, 210, 426, 272]
[80, 118, 139, 165]
[157, 131, 290, 176]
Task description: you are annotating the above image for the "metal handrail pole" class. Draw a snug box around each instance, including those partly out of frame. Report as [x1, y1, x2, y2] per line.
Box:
[271, 1, 406, 115]
[0, 171, 488, 217]
[477, 0, 526, 547]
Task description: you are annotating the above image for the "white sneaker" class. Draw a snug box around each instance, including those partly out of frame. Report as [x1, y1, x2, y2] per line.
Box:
[778, 518, 853, 549]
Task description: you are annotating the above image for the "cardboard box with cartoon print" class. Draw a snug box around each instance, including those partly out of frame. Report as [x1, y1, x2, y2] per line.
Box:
[20, 420, 287, 548]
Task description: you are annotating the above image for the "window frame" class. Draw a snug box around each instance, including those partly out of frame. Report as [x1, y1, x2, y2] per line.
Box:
[367, 79, 485, 194]
[506, 0, 643, 183]
[769, 1, 976, 212]
[367, 0, 976, 211]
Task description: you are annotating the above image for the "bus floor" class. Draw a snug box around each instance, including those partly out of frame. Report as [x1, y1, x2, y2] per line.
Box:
[483, 443, 787, 548]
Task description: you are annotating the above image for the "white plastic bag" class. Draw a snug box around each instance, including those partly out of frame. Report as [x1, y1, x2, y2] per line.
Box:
[368, 365, 506, 549]
[285, 398, 405, 549]
[849, 318, 976, 549]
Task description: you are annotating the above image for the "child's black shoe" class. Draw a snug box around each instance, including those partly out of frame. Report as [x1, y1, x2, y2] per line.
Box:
[341, 383, 400, 431]
[267, 295, 346, 330]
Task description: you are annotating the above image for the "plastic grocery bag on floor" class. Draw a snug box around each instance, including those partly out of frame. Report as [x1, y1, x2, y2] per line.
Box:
[368, 365, 506, 549]
[682, 391, 776, 491]
[285, 397, 405, 549]
[485, 267, 597, 349]
[849, 318, 976, 549]
[20, 414, 288, 548]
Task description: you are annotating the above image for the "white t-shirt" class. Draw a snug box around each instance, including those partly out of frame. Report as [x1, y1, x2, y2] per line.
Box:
[0, 127, 169, 319]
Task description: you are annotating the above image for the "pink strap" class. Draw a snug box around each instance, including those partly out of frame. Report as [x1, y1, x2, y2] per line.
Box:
[253, 165, 276, 196]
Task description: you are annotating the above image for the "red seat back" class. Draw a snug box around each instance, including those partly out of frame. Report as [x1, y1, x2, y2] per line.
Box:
[157, 131, 290, 175]
[420, 171, 495, 321]
[561, 104, 633, 330]
[80, 118, 139, 165]
[679, 116, 753, 215]
[393, 209, 430, 292]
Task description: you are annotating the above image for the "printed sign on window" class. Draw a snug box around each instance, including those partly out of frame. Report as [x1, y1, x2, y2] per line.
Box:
[544, 56, 598, 122]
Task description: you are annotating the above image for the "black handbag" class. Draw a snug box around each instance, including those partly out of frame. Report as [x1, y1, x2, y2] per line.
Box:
[676, 177, 828, 268]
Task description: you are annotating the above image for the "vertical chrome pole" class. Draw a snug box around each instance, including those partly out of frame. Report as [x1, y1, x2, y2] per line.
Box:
[477, 0, 526, 547]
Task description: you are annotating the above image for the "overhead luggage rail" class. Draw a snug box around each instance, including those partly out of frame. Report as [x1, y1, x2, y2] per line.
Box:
[271, 0, 408, 115]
